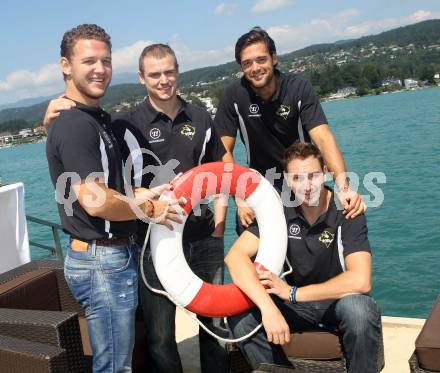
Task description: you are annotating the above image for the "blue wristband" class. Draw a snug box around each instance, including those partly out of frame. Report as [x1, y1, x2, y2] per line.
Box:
[289, 286, 298, 304]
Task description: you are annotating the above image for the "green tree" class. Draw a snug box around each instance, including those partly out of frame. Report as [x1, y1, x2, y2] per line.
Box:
[190, 96, 207, 110]
[418, 64, 436, 83]
[356, 78, 370, 96]
[362, 64, 382, 89]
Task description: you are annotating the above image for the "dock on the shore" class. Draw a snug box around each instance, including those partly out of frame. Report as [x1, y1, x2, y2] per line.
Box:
[176, 309, 425, 373]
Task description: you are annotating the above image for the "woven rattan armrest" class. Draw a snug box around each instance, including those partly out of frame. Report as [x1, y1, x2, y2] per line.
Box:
[0, 308, 86, 373]
[0, 334, 68, 372]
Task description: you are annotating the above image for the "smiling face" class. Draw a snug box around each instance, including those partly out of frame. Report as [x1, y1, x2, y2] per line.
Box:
[61, 39, 112, 105]
[239, 41, 277, 90]
[139, 53, 178, 103]
[286, 155, 327, 207]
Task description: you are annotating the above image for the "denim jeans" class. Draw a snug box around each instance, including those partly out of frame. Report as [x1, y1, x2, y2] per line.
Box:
[64, 239, 139, 373]
[229, 294, 382, 373]
[138, 235, 229, 373]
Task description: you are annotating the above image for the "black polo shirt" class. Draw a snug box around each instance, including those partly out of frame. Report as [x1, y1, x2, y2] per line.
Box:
[112, 97, 226, 242]
[214, 70, 327, 176]
[46, 102, 136, 241]
[248, 188, 371, 287]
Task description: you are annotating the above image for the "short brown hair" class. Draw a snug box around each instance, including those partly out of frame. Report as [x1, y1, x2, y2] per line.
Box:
[60, 24, 111, 59]
[283, 141, 325, 171]
[235, 26, 277, 65]
[138, 44, 179, 75]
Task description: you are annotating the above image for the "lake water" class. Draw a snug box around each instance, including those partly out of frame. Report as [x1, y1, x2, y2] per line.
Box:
[1, 87, 439, 318]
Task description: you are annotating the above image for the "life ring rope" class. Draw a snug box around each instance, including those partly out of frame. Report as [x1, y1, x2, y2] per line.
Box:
[139, 223, 293, 343]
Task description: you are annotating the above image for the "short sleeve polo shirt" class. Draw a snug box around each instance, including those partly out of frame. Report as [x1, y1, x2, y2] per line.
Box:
[46, 102, 136, 240]
[214, 71, 327, 176]
[247, 188, 371, 287]
[111, 97, 226, 242]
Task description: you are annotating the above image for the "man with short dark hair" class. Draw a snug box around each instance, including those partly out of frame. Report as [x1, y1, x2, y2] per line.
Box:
[225, 141, 381, 373]
[45, 42, 228, 373]
[117, 43, 228, 373]
[215, 27, 366, 230]
[46, 25, 180, 372]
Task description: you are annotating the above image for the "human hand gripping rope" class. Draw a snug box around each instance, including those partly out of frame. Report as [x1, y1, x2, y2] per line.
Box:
[140, 223, 294, 343]
[139, 163, 292, 343]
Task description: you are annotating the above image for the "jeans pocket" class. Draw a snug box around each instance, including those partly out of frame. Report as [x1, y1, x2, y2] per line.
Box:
[100, 246, 132, 273]
[64, 267, 92, 312]
[108, 268, 138, 309]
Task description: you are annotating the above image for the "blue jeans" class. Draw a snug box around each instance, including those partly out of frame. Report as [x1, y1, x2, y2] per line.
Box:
[229, 294, 382, 373]
[64, 239, 139, 373]
[139, 235, 229, 373]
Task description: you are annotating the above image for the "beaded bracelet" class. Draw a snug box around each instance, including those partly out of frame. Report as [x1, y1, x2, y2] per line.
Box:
[289, 286, 298, 304]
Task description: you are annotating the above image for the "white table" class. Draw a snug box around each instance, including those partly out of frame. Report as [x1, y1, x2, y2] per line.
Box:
[0, 182, 30, 274]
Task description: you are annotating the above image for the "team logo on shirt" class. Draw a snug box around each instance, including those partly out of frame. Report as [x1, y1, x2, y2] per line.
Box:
[249, 104, 260, 114]
[150, 128, 161, 140]
[276, 104, 291, 120]
[180, 123, 196, 140]
[319, 230, 335, 248]
[288, 224, 301, 239]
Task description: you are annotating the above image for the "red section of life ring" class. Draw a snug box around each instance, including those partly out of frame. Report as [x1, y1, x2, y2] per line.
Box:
[186, 263, 269, 317]
[153, 162, 286, 317]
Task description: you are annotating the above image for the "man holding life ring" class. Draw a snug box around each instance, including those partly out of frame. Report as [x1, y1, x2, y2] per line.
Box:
[44, 44, 229, 373]
[225, 141, 381, 373]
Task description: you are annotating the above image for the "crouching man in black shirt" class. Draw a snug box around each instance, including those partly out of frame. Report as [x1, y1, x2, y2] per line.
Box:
[225, 141, 381, 373]
[46, 24, 181, 372]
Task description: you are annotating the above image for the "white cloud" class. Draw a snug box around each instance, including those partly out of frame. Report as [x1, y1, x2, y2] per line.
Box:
[268, 9, 440, 54]
[251, 0, 294, 13]
[0, 40, 153, 103]
[214, 3, 237, 16]
[168, 35, 234, 71]
[112, 39, 153, 72]
[1, 9, 439, 105]
[0, 64, 60, 92]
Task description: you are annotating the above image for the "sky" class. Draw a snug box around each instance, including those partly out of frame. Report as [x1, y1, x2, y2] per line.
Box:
[1, 0, 440, 105]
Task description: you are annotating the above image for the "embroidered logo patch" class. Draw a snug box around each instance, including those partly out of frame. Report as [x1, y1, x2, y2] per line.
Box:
[180, 123, 196, 140]
[318, 230, 335, 248]
[276, 104, 291, 120]
[288, 224, 301, 239]
[249, 104, 259, 114]
[289, 224, 300, 236]
[150, 128, 161, 139]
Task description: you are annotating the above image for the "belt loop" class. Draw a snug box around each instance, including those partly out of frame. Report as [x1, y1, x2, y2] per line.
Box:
[91, 240, 96, 257]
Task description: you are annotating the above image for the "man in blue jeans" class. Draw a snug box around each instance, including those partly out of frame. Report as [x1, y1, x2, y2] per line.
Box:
[45, 43, 228, 373]
[46, 25, 181, 372]
[225, 141, 381, 373]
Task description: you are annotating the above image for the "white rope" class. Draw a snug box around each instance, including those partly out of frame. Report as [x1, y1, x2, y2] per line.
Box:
[140, 222, 293, 343]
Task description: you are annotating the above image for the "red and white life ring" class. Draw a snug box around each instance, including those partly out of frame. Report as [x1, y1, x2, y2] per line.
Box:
[149, 162, 287, 317]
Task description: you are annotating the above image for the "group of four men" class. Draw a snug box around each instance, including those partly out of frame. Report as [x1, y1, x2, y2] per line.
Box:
[45, 23, 381, 373]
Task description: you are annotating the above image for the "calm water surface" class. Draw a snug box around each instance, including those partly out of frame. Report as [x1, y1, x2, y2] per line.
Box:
[1, 87, 439, 318]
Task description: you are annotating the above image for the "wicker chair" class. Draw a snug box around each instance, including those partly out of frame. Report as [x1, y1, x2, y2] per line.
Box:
[0, 260, 85, 373]
[0, 260, 147, 373]
[408, 296, 440, 373]
[228, 323, 385, 373]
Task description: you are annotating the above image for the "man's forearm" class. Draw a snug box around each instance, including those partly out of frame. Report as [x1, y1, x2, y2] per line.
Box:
[222, 151, 234, 163]
[75, 182, 149, 221]
[225, 250, 277, 313]
[212, 195, 227, 236]
[310, 125, 348, 188]
[220, 135, 236, 164]
[296, 269, 371, 302]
